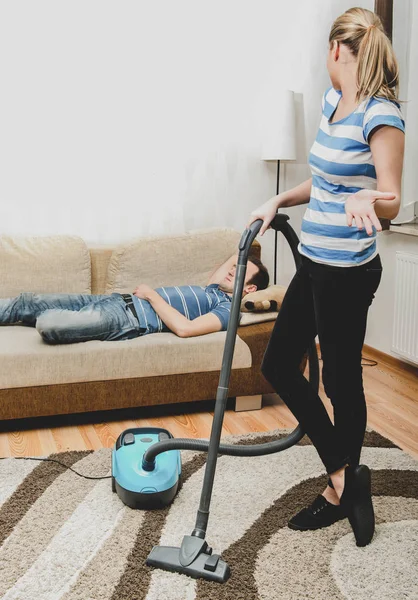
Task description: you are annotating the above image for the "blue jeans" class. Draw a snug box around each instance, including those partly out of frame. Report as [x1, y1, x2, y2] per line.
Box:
[261, 252, 383, 476]
[0, 292, 142, 344]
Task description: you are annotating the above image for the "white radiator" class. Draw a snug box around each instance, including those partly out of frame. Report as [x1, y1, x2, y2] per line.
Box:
[391, 251, 418, 365]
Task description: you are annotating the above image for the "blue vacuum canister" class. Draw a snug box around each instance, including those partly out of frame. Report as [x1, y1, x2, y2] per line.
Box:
[111, 427, 181, 509]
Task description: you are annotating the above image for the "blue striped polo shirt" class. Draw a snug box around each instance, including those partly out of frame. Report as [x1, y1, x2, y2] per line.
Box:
[131, 284, 232, 334]
[298, 86, 405, 267]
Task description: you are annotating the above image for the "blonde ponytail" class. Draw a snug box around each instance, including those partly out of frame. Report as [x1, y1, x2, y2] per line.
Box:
[329, 7, 401, 104]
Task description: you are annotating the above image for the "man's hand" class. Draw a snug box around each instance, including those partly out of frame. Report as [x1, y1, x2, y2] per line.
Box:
[133, 284, 154, 301]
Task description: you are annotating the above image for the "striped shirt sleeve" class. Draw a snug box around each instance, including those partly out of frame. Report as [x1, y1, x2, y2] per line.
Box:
[210, 300, 232, 331]
[363, 98, 405, 144]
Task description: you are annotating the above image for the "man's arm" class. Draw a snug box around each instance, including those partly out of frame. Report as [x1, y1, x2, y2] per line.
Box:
[207, 253, 238, 285]
[134, 285, 222, 337]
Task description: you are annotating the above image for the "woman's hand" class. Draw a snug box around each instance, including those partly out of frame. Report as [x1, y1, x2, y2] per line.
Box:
[247, 198, 278, 236]
[345, 189, 396, 235]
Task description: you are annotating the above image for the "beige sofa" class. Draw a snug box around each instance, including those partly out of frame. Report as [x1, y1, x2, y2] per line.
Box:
[0, 228, 307, 423]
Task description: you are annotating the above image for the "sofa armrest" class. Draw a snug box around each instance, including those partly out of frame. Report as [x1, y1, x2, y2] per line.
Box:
[237, 321, 308, 374]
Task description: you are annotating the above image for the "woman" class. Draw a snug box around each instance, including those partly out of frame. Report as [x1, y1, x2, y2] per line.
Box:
[248, 7, 405, 547]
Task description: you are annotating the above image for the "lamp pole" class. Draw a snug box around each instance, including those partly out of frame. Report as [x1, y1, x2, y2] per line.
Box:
[274, 160, 280, 285]
[262, 89, 296, 283]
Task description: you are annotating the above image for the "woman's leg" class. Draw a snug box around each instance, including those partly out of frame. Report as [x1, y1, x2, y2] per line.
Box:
[36, 293, 141, 343]
[261, 257, 350, 476]
[311, 256, 383, 493]
[0, 292, 108, 326]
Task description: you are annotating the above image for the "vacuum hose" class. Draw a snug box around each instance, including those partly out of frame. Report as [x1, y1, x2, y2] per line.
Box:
[141, 214, 317, 473]
[142, 426, 304, 470]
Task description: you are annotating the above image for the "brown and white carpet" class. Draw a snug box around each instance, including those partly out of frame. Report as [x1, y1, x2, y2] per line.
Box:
[0, 427, 417, 600]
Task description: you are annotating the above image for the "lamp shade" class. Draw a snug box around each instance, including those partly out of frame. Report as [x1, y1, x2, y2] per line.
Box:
[261, 89, 296, 161]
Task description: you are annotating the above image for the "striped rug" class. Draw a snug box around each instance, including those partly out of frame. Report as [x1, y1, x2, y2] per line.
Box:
[0, 427, 417, 600]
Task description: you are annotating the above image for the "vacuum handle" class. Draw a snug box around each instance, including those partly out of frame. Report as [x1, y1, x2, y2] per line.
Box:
[237, 219, 263, 263]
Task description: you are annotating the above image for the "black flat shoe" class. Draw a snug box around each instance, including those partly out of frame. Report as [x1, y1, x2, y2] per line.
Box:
[288, 494, 347, 531]
[339, 464, 375, 547]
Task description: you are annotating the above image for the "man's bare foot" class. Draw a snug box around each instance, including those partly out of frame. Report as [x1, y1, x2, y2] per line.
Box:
[322, 485, 340, 505]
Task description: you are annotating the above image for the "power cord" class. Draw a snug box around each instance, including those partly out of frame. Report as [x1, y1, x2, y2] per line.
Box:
[360, 355, 378, 367]
[318, 354, 378, 367]
[0, 455, 111, 480]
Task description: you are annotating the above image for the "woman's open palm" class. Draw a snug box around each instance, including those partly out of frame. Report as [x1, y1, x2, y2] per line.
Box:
[345, 189, 396, 235]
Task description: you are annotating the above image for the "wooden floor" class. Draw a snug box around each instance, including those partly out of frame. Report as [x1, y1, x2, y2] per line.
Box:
[0, 344, 417, 461]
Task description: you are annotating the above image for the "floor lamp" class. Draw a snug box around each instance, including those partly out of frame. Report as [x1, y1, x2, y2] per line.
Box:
[261, 89, 296, 284]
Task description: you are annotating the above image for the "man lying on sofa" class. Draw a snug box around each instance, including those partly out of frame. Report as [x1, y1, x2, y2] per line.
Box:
[0, 254, 269, 344]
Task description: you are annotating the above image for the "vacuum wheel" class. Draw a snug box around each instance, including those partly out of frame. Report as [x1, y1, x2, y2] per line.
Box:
[112, 476, 116, 493]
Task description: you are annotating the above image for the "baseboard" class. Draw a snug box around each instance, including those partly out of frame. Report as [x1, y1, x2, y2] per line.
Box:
[0, 397, 236, 434]
[362, 344, 418, 374]
[315, 341, 418, 376]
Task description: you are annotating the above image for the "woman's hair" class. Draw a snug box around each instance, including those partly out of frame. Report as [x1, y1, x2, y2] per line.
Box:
[329, 7, 400, 103]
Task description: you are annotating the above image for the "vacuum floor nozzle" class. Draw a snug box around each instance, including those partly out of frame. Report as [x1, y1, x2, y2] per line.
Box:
[146, 545, 231, 583]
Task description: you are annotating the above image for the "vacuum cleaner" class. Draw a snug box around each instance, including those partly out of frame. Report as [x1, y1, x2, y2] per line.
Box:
[111, 214, 319, 583]
[111, 427, 181, 509]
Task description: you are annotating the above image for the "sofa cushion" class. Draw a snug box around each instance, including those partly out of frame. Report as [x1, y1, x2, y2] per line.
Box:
[239, 311, 278, 326]
[0, 326, 252, 389]
[0, 235, 91, 297]
[105, 228, 242, 292]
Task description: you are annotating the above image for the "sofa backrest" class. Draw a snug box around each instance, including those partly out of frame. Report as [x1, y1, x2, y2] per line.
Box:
[0, 235, 91, 297]
[104, 228, 260, 293]
[0, 229, 261, 297]
[89, 246, 114, 295]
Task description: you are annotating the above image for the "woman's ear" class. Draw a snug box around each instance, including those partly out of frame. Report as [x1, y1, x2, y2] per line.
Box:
[333, 40, 340, 61]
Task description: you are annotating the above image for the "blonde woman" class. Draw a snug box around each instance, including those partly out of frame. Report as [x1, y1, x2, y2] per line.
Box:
[248, 7, 405, 547]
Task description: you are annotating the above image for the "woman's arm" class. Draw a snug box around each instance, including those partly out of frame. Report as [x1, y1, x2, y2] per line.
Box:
[368, 126, 405, 220]
[275, 177, 312, 209]
[248, 177, 312, 234]
[345, 124, 404, 232]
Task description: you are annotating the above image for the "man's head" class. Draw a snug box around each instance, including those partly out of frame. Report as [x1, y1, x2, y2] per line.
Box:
[217, 256, 269, 296]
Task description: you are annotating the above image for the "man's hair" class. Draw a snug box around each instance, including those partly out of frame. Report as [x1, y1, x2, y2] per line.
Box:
[247, 256, 269, 291]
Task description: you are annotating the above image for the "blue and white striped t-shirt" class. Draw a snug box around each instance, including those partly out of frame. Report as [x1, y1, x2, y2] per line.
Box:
[131, 284, 232, 334]
[298, 86, 405, 267]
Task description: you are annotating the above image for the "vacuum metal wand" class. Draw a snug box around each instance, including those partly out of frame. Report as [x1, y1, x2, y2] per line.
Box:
[192, 220, 262, 538]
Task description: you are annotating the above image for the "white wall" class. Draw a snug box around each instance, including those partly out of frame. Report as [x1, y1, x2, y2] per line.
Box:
[0, 0, 371, 245]
[0, 0, 415, 362]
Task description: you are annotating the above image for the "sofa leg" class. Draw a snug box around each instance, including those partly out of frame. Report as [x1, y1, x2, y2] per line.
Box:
[235, 394, 262, 412]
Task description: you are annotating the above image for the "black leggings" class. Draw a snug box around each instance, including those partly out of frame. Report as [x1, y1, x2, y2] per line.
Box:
[261, 252, 383, 477]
